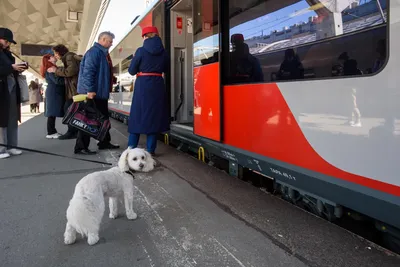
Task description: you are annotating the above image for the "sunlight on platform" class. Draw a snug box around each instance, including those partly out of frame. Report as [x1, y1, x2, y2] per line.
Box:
[19, 102, 44, 125]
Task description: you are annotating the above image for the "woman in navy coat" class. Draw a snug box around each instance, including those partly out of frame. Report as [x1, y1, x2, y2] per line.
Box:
[127, 26, 169, 155]
[40, 54, 65, 139]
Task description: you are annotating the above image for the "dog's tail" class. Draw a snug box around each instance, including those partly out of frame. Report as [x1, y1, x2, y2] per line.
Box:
[66, 191, 105, 237]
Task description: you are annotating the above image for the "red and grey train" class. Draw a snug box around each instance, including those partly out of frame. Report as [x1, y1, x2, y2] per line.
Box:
[108, 0, 399, 250]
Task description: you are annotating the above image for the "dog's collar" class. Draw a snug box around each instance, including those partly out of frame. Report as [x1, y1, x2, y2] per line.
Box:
[125, 169, 136, 179]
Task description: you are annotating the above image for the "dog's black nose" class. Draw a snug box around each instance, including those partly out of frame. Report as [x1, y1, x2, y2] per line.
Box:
[139, 163, 144, 168]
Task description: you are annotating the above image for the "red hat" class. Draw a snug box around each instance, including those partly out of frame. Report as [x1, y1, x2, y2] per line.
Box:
[231, 33, 244, 44]
[142, 26, 159, 37]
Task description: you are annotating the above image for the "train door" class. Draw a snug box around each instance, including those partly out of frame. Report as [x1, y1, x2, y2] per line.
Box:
[170, 0, 194, 126]
[170, 0, 221, 142]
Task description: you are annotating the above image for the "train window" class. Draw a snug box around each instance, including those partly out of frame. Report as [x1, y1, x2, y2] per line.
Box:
[227, 0, 388, 84]
[193, 0, 219, 66]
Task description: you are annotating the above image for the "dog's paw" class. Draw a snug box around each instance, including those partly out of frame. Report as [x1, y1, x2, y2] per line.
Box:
[109, 213, 118, 219]
[126, 211, 138, 220]
[64, 236, 76, 245]
[87, 234, 100, 246]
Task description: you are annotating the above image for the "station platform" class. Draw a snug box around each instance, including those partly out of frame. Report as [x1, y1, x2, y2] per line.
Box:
[0, 104, 399, 267]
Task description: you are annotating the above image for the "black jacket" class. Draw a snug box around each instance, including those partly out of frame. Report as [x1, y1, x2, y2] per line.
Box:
[0, 48, 21, 127]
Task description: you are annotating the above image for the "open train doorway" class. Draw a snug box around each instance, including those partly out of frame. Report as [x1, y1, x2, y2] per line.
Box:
[169, 0, 194, 128]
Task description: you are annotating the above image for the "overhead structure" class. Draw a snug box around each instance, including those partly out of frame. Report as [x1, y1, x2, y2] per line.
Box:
[79, 0, 111, 54]
[0, 0, 102, 78]
[109, 0, 165, 68]
[305, 0, 359, 39]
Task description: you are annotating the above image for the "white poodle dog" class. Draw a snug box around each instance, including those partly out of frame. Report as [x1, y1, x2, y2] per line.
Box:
[63, 148, 155, 246]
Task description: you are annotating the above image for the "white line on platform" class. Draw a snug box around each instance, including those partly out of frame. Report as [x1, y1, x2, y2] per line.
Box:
[136, 186, 164, 222]
[137, 234, 156, 267]
[212, 237, 247, 267]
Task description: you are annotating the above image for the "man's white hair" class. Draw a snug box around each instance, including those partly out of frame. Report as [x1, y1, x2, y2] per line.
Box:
[98, 31, 115, 41]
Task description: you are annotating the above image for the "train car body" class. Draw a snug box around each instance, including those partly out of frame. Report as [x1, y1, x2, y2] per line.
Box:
[108, 0, 399, 247]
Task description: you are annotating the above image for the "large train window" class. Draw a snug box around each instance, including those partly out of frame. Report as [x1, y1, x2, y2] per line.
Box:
[193, 0, 219, 66]
[226, 0, 388, 84]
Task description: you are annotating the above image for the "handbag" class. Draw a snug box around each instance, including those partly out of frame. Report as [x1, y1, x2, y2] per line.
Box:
[62, 100, 111, 141]
[17, 75, 29, 102]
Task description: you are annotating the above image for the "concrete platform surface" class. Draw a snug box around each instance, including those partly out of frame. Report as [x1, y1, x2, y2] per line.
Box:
[0, 105, 399, 267]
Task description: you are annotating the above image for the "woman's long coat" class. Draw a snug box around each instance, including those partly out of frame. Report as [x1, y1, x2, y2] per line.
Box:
[29, 84, 42, 104]
[127, 36, 169, 134]
[44, 72, 65, 117]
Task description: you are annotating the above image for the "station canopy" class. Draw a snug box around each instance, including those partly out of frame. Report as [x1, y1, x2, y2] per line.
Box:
[0, 0, 101, 77]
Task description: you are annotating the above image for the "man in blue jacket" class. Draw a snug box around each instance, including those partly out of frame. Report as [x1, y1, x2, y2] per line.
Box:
[74, 31, 119, 154]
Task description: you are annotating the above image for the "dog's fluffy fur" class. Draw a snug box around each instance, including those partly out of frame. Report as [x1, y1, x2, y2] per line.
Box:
[63, 148, 155, 245]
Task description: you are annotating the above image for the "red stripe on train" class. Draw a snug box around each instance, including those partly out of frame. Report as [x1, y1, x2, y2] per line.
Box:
[223, 83, 400, 197]
[109, 107, 130, 115]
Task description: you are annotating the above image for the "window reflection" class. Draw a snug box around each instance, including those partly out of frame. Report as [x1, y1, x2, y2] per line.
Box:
[226, 0, 388, 84]
[193, 0, 219, 67]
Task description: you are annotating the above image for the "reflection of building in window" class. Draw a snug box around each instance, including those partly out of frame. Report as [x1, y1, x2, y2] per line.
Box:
[240, 0, 387, 55]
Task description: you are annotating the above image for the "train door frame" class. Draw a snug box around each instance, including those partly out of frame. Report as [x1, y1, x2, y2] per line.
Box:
[219, 0, 230, 143]
[167, 0, 194, 126]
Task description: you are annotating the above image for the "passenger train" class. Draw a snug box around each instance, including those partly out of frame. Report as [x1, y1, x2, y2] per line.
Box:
[108, 0, 399, 251]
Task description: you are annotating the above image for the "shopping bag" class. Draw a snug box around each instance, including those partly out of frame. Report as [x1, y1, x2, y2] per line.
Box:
[62, 100, 111, 141]
[17, 75, 29, 102]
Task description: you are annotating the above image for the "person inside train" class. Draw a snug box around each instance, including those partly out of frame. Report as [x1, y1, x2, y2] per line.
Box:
[277, 48, 304, 81]
[127, 26, 169, 157]
[371, 39, 386, 73]
[229, 33, 264, 83]
[201, 51, 218, 65]
[270, 72, 278, 82]
[338, 52, 362, 76]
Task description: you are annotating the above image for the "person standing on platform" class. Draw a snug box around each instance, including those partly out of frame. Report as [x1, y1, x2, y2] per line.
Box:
[47, 44, 80, 140]
[75, 31, 119, 155]
[28, 80, 41, 113]
[0, 28, 25, 159]
[127, 26, 169, 156]
[40, 54, 65, 139]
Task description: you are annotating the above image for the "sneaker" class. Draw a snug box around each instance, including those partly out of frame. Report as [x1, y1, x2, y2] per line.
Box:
[7, 149, 22, 156]
[46, 133, 61, 139]
[0, 152, 11, 159]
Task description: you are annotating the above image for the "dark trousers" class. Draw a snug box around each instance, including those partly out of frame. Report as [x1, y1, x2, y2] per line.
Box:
[75, 130, 90, 152]
[30, 103, 39, 112]
[47, 116, 57, 135]
[64, 99, 78, 135]
[74, 98, 111, 151]
[128, 133, 157, 153]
